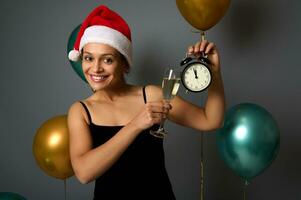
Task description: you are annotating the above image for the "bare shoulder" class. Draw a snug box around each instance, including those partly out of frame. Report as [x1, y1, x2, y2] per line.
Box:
[67, 101, 90, 126]
[68, 101, 83, 116]
[145, 84, 163, 102]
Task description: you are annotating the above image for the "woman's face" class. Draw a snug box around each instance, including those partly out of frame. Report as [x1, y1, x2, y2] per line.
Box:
[82, 43, 126, 91]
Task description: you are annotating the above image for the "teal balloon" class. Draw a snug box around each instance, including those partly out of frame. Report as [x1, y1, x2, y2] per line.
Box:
[67, 24, 87, 83]
[217, 103, 280, 181]
[0, 192, 26, 200]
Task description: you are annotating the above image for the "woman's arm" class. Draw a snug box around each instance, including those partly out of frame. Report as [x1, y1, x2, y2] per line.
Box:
[68, 100, 170, 184]
[168, 40, 225, 131]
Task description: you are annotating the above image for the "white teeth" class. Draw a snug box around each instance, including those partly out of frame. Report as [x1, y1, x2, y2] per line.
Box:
[91, 75, 107, 81]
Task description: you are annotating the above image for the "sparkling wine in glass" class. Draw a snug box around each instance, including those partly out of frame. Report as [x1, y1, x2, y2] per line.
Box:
[150, 68, 180, 138]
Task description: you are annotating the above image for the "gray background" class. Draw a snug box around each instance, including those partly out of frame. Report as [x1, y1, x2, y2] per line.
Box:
[0, 0, 300, 199]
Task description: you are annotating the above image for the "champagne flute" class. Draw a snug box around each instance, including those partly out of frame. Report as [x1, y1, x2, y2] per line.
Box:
[150, 68, 181, 138]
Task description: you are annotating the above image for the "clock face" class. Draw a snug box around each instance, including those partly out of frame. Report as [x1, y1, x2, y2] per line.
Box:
[181, 62, 211, 92]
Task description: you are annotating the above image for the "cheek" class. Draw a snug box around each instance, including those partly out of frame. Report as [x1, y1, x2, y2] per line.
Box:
[107, 64, 120, 74]
[82, 62, 90, 73]
[115, 66, 125, 77]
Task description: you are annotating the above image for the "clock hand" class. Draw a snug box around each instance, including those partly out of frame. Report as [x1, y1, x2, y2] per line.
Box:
[193, 68, 198, 79]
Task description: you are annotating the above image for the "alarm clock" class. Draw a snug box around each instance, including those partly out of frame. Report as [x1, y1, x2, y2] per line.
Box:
[180, 54, 212, 93]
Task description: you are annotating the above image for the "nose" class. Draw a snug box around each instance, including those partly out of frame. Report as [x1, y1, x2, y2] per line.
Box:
[92, 59, 104, 73]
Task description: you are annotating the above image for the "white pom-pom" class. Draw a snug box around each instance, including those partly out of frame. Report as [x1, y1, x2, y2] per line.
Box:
[68, 50, 80, 61]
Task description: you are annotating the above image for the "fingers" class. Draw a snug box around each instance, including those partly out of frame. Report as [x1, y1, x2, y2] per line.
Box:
[150, 112, 166, 120]
[187, 40, 216, 56]
[188, 46, 194, 55]
[146, 101, 172, 120]
[205, 42, 216, 54]
[147, 100, 171, 108]
[146, 103, 171, 114]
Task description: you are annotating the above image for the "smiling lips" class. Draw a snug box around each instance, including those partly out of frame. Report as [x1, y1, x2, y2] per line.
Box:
[90, 74, 109, 83]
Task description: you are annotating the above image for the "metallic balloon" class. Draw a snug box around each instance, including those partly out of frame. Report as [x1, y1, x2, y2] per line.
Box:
[176, 0, 231, 31]
[217, 103, 280, 181]
[33, 115, 74, 180]
[0, 192, 26, 200]
[67, 24, 87, 83]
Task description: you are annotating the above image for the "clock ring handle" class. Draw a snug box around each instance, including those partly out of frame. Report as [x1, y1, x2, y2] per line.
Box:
[201, 51, 208, 58]
[180, 52, 209, 66]
[180, 53, 193, 66]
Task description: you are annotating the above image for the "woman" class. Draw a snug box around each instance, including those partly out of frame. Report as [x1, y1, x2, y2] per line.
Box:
[67, 5, 225, 200]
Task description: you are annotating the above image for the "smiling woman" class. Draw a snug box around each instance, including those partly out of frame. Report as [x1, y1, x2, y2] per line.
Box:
[67, 4, 225, 200]
[81, 43, 127, 92]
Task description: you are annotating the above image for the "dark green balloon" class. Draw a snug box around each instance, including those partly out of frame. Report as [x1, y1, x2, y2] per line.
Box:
[217, 103, 280, 181]
[0, 192, 26, 200]
[67, 24, 87, 83]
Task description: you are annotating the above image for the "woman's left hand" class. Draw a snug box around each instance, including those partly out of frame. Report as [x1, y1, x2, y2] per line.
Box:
[187, 40, 220, 73]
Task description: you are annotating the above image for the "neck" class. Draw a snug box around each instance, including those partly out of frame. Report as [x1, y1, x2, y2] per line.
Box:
[92, 82, 132, 102]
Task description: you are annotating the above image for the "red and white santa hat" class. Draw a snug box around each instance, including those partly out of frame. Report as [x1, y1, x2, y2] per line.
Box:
[68, 5, 132, 66]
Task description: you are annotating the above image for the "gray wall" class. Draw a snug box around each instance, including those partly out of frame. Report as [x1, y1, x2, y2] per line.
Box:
[0, 0, 300, 199]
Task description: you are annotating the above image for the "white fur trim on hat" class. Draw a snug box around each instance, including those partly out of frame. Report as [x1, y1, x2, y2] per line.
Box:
[68, 49, 81, 61]
[79, 26, 132, 66]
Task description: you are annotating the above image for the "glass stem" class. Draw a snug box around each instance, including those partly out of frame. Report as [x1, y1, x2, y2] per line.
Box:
[158, 98, 170, 130]
[158, 118, 166, 130]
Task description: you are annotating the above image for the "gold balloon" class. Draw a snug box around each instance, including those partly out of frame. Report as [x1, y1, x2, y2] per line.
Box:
[33, 115, 74, 180]
[176, 0, 231, 31]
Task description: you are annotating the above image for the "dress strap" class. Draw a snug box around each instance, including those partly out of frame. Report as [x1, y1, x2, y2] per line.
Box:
[79, 101, 92, 124]
[142, 86, 147, 104]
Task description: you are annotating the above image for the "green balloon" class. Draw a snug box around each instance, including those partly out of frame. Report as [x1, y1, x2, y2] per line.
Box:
[0, 192, 26, 200]
[217, 103, 280, 181]
[67, 24, 87, 83]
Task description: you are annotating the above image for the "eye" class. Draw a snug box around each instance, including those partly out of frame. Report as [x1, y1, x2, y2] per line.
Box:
[103, 57, 114, 64]
[83, 55, 93, 62]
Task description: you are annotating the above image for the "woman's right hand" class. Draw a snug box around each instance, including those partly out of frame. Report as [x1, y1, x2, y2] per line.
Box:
[129, 100, 172, 131]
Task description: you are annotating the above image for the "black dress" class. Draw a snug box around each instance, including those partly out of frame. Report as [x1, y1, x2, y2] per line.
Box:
[79, 86, 176, 200]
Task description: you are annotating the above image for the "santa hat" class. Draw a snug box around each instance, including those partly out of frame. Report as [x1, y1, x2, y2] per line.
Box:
[68, 5, 132, 66]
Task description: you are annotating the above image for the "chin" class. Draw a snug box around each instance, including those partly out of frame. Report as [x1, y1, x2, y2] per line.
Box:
[90, 80, 115, 92]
